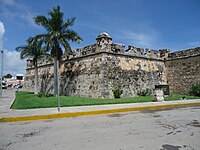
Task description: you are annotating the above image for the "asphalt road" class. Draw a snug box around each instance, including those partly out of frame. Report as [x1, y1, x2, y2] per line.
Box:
[0, 106, 200, 150]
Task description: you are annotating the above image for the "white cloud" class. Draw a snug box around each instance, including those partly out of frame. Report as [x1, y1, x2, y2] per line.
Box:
[124, 32, 153, 48]
[0, 0, 37, 27]
[3, 49, 26, 76]
[1, 15, 26, 77]
[114, 30, 159, 49]
[0, 21, 5, 50]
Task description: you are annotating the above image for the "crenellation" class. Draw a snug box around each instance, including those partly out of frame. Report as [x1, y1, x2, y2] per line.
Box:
[78, 44, 97, 56]
[168, 47, 200, 59]
[126, 46, 144, 56]
[145, 49, 161, 58]
[159, 49, 170, 59]
[125, 46, 169, 59]
[26, 56, 54, 69]
[111, 43, 125, 53]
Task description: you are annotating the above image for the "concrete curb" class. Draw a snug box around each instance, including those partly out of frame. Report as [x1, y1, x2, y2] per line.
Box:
[1, 101, 200, 122]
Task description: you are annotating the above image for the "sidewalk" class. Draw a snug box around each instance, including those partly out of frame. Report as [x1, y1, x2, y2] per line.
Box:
[0, 89, 200, 122]
[0, 89, 16, 117]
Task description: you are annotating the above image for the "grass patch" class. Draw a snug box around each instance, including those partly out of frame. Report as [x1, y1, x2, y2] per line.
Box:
[164, 93, 200, 101]
[11, 91, 199, 109]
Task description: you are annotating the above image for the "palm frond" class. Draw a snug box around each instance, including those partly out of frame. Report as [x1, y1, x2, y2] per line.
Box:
[48, 5, 63, 31]
[16, 36, 49, 66]
[62, 17, 76, 30]
[28, 5, 82, 59]
[60, 38, 71, 53]
[34, 16, 50, 31]
[63, 29, 83, 43]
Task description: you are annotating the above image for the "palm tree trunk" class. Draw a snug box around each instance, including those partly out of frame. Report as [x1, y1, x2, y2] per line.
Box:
[54, 56, 58, 96]
[34, 65, 38, 94]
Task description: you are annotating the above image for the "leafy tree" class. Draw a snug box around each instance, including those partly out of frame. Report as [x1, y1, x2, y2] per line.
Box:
[33, 5, 82, 96]
[3, 73, 12, 79]
[16, 37, 48, 94]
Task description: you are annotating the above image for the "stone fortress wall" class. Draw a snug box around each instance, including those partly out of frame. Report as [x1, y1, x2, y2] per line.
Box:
[166, 47, 200, 94]
[23, 32, 200, 98]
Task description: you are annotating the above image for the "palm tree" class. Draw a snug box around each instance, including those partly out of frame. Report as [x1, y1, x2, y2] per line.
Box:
[16, 37, 48, 94]
[33, 5, 82, 96]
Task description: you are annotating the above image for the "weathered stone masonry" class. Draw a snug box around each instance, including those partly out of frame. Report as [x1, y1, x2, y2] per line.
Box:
[23, 32, 200, 98]
[166, 47, 200, 94]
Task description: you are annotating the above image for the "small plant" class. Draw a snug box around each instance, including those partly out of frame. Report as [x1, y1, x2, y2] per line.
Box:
[138, 88, 151, 96]
[38, 92, 53, 98]
[189, 83, 200, 97]
[112, 87, 123, 99]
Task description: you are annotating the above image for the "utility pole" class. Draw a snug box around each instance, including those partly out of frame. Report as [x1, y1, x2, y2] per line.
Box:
[0, 21, 5, 98]
[57, 60, 60, 112]
[0, 49, 3, 98]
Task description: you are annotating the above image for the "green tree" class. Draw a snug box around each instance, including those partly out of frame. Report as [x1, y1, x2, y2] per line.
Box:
[33, 5, 82, 96]
[190, 83, 200, 97]
[3, 73, 12, 79]
[16, 37, 48, 94]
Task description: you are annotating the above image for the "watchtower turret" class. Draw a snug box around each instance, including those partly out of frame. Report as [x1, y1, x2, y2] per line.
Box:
[96, 32, 113, 51]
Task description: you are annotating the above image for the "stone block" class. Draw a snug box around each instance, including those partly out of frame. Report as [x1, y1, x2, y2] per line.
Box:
[154, 89, 164, 102]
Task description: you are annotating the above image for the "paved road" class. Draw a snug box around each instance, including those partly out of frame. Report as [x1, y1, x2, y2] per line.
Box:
[0, 106, 200, 150]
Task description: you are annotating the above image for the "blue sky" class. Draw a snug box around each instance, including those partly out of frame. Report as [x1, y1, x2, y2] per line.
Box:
[0, 0, 200, 76]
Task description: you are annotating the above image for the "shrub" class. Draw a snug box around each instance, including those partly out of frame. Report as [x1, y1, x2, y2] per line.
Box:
[112, 87, 123, 99]
[138, 88, 151, 96]
[189, 83, 200, 97]
[38, 92, 53, 98]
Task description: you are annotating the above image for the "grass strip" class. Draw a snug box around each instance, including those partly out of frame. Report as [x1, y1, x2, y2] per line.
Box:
[11, 91, 199, 109]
